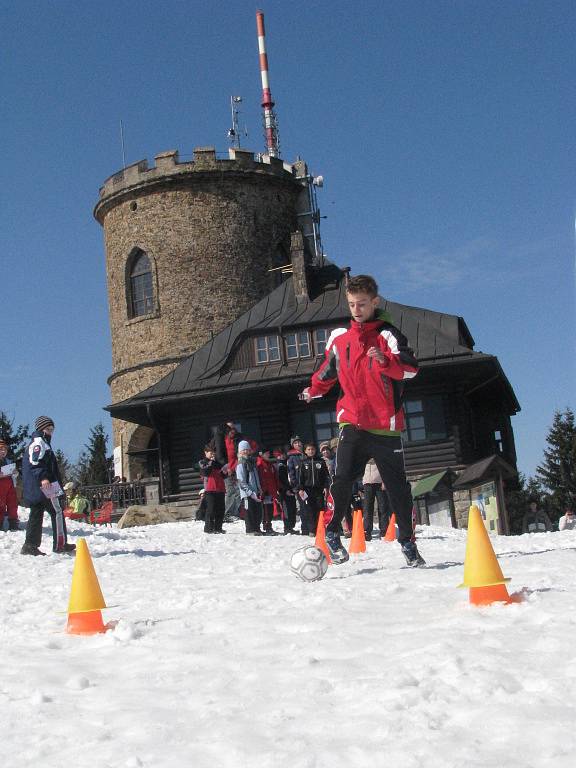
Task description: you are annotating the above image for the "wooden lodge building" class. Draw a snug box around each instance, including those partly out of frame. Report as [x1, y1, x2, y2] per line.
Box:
[106, 234, 520, 533]
[95, 145, 519, 533]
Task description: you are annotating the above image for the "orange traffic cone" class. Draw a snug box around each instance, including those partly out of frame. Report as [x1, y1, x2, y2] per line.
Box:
[383, 513, 397, 542]
[315, 510, 332, 564]
[66, 539, 111, 634]
[348, 509, 366, 554]
[459, 505, 511, 606]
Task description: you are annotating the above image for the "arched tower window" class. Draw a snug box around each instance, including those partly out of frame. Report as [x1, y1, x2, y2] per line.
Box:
[128, 250, 154, 318]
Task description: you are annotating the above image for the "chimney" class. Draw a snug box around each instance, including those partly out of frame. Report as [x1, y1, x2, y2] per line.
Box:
[290, 230, 310, 302]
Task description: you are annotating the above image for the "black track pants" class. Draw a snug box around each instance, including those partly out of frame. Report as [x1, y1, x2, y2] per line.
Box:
[281, 494, 297, 531]
[327, 426, 414, 544]
[204, 492, 225, 532]
[24, 498, 69, 551]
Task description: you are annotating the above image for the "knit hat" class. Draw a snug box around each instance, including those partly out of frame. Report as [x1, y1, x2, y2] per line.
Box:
[238, 440, 251, 452]
[290, 435, 303, 446]
[35, 416, 55, 432]
[63, 481, 77, 492]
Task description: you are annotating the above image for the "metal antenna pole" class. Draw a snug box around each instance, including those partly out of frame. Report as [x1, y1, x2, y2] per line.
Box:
[256, 10, 280, 157]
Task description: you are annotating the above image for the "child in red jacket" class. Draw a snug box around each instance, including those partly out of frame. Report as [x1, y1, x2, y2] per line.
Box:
[256, 448, 280, 535]
[198, 443, 228, 534]
[0, 437, 19, 532]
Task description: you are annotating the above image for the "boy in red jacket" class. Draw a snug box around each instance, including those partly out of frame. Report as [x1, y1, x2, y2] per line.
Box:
[300, 274, 424, 567]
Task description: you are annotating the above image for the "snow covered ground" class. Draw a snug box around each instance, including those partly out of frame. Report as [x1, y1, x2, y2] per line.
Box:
[2, 510, 576, 768]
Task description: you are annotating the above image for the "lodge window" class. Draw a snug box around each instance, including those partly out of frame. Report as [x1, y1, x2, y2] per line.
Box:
[128, 250, 154, 318]
[314, 410, 338, 443]
[285, 331, 311, 360]
[314, 328, 330, 356]
[403, 395, 447, 443]
[255, 335, 281, 364]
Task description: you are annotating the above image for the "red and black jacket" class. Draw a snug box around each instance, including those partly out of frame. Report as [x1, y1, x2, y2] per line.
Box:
[308, 311, 418, 432]
[199, 459, 226, 493]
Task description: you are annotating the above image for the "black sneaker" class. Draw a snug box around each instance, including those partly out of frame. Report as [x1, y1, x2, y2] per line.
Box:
[325, 532, 349, 565]
[21, 544, 46, 556]
[54, 543, 76, 554]
[401, 541, 426, 568]
[364, 531, 372, 541]
[263, 527, 279, 536]
[8, 519, 20, 532]
[283, 528, 299, 535]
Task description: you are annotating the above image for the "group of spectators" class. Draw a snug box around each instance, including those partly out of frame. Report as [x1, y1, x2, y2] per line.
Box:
[195, 422, 576, 540]
[196, 421, 392, 539]
[522, 499, 576, 532]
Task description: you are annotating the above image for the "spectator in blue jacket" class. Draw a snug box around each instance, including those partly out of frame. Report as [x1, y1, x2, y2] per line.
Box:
[21, 416, 76, 556]
[236, 440, 264, 536]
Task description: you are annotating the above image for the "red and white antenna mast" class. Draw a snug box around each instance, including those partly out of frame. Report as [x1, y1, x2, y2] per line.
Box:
[256, 10, 280, 158]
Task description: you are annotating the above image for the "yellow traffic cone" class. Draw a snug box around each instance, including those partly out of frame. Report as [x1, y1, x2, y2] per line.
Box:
[66, 538, 110, 634]
[459, 505, 511, 605]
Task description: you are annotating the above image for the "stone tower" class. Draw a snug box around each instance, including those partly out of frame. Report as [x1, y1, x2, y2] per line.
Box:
[94, 146, 308, 477]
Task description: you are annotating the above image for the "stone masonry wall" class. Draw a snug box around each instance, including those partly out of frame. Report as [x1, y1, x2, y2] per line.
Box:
[95, 148, 304, 460]
[101, 175, 300, 387]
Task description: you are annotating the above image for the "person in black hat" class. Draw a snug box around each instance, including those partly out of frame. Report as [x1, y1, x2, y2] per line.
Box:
[21, 417, 76, 556]
[287, 436, 307, 534]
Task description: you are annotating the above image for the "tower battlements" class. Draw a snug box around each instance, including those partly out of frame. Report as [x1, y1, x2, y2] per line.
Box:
[94, 147, 303, 223]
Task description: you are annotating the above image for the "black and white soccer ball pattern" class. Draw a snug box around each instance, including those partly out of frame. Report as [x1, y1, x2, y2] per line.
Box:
[290, 545, 329, 582]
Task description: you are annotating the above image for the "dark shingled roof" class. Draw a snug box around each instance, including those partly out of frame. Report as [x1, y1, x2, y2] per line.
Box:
[452, 454, 518, 487]
[107, 265, 519, 414]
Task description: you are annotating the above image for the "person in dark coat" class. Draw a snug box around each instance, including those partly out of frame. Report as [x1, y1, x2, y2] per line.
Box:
[522, 500, 553, 533]
[275, 447, 298, 534]
[21, 416, 76, 556]
[287, 435, 307, 534]
[296, 443, 330, 536]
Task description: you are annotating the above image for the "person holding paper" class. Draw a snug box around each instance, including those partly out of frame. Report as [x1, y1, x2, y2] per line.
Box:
[21, 416, 76, 556]
[296, 443, 331, 536]
[0, 437, 20, 531]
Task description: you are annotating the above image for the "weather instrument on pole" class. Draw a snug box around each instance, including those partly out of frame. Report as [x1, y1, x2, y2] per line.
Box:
[228, 95, 246, 148]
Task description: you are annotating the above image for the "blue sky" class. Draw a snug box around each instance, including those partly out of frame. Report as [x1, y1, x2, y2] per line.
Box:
[2, 0, 574, 477]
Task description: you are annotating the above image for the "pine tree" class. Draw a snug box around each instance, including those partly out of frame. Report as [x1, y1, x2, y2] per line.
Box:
[76, 424, 110, 486]
[505, 474, 545, 534]
[536, 408, 576, 521]
[0, 411, 30, 460]
[54, 449, 73, 486]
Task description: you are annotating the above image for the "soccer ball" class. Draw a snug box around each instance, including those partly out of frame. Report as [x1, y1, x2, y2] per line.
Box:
[290, 545, 329, 582]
